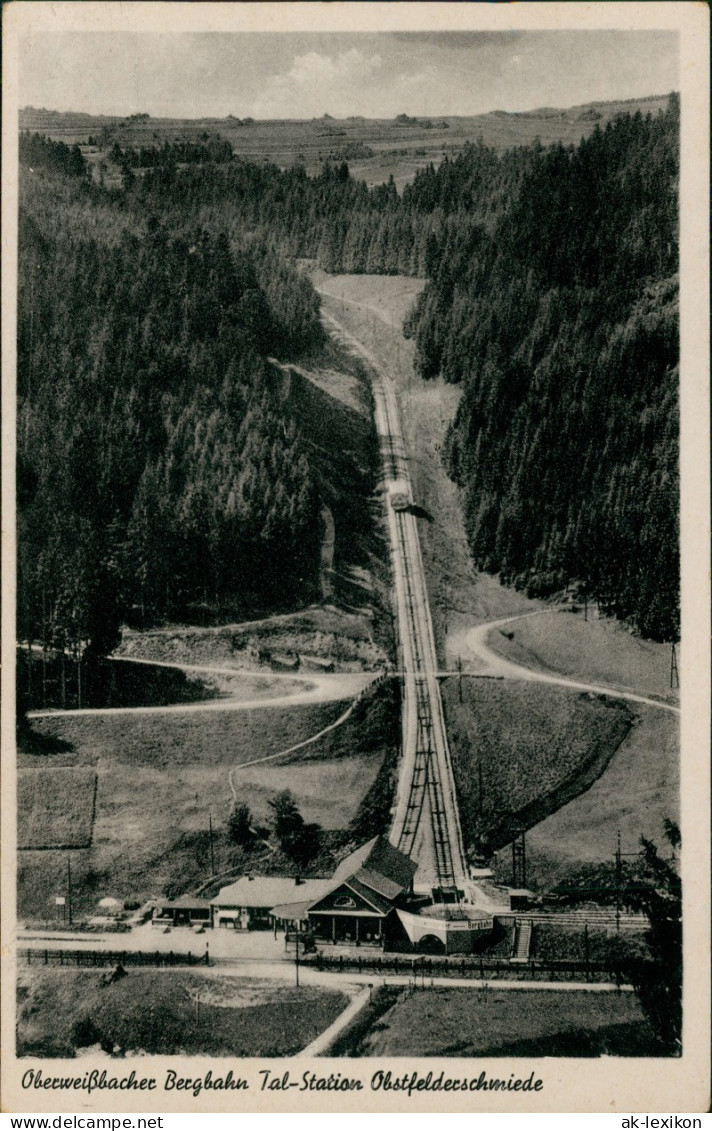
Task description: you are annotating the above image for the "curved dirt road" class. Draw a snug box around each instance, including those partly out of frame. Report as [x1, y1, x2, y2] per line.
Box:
[463, 613, 679, 715]
[27, 657, 375, 720]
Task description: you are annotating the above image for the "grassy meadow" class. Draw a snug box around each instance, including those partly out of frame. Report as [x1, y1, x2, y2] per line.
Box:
[357, 986, 661, 1057]
[17, 968, 348, 1058]
[442, 678, 632, 856]
[488, 609, 679, 704]
[523, 704, 679, 887]
[18, 767, 97, 850]
[19, 698, 385, 919]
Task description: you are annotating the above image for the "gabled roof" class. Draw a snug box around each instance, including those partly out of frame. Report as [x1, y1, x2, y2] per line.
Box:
[332, 836, 416, 891]
[307, 876, 394, 917]
[344, 875, 395, 915]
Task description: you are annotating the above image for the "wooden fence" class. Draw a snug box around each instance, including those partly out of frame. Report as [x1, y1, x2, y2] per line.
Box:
[18, 947, 210, 968]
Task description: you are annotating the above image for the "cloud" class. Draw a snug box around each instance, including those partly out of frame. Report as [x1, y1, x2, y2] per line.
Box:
[254, 48, 384, 117]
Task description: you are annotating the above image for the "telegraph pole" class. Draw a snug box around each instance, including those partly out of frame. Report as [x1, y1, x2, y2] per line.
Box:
[67, 857, 73, 926]
[295, 925, 300, 987]
[209, 813, 215, 876]
[615, 830, 622, 934]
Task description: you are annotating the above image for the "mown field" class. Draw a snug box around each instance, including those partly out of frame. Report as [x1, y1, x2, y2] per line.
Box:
[18, 767, 97, 849]
[17, 968, 348, 1058]
[357, 986, 661, 1057]
[442, 678, 632, 857]
[19, 698, 384, 918]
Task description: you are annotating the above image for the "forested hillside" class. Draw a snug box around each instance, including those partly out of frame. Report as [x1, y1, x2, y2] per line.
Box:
[18, 95, 679, 648]
[17, 151, 324, 662]
[122, 102, 679, 642]
[412, 100, 679, 640]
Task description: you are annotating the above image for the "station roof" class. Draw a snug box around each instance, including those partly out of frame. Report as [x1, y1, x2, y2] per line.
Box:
[212, 876, 332, 909]
[332, 836, 416, 893]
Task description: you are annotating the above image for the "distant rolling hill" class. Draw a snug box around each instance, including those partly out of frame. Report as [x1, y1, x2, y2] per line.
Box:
[19, 93, 673, 188]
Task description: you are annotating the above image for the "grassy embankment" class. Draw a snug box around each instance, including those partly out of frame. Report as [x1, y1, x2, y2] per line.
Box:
[441, 679, 633, 876]
[485, 611, 680, 882]
[18, 651, 293, 712]
[17, 968, 348, 1058]
[355, 986, 661, 1057]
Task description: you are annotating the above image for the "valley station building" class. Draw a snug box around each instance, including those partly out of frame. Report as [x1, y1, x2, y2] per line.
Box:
[210, 836, 419, 947]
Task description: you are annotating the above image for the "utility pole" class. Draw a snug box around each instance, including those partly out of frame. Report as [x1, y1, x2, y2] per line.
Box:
[295, 925, 300, 987]
[41, 587, 47, 708]
[28, 261, 35, 405]
[67, 857, 73, 926]
[457, 654, 463, 703]
[209, 813, 215, 876]
[615, 829, 622, 934]
[477, 762, 484, 823]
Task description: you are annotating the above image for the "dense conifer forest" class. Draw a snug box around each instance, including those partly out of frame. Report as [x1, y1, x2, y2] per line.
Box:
[17, 95, 678, 657]
[17, 147, 324, 661]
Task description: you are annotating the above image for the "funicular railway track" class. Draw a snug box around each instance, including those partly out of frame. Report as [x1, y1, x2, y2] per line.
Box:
[368, 347, 469, 895]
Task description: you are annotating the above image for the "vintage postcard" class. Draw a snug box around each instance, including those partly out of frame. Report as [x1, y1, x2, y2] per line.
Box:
[2, 0, 709, 1115]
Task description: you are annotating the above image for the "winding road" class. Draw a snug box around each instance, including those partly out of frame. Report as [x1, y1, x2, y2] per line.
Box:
[460, 613, 680, 715]
[27, 658, 374, 720]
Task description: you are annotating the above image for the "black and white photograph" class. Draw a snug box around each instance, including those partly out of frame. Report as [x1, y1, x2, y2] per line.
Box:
[2, 0, 709, 1115]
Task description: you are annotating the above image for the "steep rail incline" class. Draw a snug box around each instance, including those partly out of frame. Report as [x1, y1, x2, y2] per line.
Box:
[321, 308, 468, 893]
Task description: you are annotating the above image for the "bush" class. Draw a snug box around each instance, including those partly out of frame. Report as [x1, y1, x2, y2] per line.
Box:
[227, 803, 253, 846]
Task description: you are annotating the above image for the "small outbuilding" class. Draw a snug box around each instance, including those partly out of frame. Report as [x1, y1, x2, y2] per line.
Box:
[151, 896, 212, 929]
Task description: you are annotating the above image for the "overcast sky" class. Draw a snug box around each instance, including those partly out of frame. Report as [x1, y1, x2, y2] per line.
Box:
[20, 30, 678, 119]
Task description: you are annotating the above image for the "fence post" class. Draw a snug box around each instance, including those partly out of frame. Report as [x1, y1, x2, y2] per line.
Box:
[44, 950, 48, 965]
